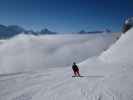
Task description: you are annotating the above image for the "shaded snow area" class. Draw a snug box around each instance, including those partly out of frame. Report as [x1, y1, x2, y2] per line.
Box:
[2, 30, 133, 100]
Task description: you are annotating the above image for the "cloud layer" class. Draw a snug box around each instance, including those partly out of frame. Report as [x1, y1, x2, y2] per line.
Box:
[0, 33, 118, 74]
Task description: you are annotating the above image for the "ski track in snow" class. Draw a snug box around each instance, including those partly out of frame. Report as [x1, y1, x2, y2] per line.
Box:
[0, 68, 115, 100]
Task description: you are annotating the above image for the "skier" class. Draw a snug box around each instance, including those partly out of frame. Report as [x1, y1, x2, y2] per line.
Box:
[72, 62, 80, 76]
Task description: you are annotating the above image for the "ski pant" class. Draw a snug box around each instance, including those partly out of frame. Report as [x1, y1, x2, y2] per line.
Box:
[73, 70, 80, 76]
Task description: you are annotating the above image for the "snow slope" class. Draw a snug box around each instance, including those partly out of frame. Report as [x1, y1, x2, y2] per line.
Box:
[2, 29, 133, 100]
[0, 33, 118, 74]
[100, 28, 133, 65]
[0, 57, 116, 100]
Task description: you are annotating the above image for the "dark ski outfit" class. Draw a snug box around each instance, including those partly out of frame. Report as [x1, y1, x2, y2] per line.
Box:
[72, 62, 80, 76]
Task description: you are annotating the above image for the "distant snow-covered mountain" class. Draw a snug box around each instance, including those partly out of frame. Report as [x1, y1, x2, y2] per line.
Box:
[0, 25, 57, 38]
[0, 24, 112, 39]
[123, 17, 133, 33]
[78, 29, 111, 34]
[39, 28, 57, 35]
[0, 25, 25, 38]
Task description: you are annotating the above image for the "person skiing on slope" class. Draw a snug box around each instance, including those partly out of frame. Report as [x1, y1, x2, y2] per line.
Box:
[72, 62, 80, 76]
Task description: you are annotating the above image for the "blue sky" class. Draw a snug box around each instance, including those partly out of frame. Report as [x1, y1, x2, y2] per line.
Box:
[0, 0, 132, 33]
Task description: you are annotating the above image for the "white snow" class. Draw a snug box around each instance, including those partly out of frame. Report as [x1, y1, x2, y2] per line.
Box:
[125, 17, 133, 25]
[1, 29, 133, 100]
[100, 28, 133, 65]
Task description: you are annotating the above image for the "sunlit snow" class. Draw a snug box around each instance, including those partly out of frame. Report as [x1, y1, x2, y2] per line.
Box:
[2, 29, 133, 100]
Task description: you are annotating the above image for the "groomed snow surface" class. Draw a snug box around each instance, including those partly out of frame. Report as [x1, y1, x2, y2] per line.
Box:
[1, 29, 133, 100]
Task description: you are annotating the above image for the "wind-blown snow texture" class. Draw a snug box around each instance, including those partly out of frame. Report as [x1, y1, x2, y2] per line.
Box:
[2, 29, 133, 100]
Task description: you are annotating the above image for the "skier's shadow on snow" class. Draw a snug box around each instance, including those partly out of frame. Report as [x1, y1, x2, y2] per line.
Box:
[79, 75, 104, 78]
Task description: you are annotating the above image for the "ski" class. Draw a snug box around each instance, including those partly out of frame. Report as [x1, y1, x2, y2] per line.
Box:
[72, 76, 84, 77]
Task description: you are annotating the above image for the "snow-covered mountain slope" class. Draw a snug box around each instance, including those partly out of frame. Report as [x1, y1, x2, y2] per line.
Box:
[98, 28, 133, 100]
[0, 33, 119, 74]
[100, 28, 133, 65]
[2, 29, 133, 100]
[0, 58, 131, 100]
[0, 56, 118, 100]
[0, 67, 107, 100]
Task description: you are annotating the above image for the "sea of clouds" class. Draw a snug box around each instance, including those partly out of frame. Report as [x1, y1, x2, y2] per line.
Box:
[0, 33, 119, 74]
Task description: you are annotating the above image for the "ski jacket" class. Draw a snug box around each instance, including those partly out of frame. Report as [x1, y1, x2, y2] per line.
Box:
[72, 64, 79, 71]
